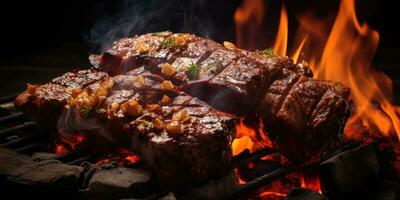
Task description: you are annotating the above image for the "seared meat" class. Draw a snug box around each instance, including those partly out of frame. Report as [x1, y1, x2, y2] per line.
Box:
[257, 70, 350, 162]
[16, 32, 350, 166]
[57, 68, 235, 190]
[15, 69, 108, 130]
[90, 32, 350, 162]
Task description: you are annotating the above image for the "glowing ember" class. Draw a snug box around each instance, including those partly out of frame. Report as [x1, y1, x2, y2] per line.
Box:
[54, 133, 86, 154]
[55, 144, 68, 154]
[95, 148, 140, 166]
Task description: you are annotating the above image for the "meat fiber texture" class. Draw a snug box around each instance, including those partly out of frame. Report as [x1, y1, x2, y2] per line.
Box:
[15, 69, 108, 130]
[90, 32, 350, 162]
[17, 67, 235, 190]
[15, 31, 350, 179]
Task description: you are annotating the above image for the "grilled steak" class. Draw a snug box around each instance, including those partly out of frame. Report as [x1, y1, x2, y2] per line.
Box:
[90, 32, 350, 162]
[16, 32, 350, 167]
[15, 69, 108, 130]
[57, 68, 235, 190]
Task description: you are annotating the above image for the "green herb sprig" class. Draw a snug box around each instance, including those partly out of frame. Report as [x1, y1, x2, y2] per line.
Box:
[187, 62, 199, 79]
[255, 48, 275, 57]
[160, 37, 180, 49]
[80, 106, 93, 118]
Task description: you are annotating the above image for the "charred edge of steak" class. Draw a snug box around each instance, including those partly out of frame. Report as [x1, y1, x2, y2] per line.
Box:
[89, 32, 351, 163]
[15, 69, 108, 130]
[90, 32, 315, 114]
[57, 69, 236, 191]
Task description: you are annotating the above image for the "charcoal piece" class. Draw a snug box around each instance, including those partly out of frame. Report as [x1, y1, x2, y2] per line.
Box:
[286, 188, 327, 200]
[6, 159, 83, 190]
[80, 167, 153, 200]
[319, 144, 380, 194]
[159, 193, 177, 200]
[180, 173, 238, 200]
[0, 147, 33, 175]
[31, 152, 59, 161]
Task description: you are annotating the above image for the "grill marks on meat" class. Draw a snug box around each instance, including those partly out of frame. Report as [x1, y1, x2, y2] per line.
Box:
[57, 69, 235, 190]
[258, 73, 350, 162]
[91, 32, 350, 162]
[15, 70, 108, 130]
[16, 32, 350, 176]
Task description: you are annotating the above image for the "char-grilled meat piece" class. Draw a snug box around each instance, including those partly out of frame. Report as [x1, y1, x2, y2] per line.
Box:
[90, 32, 350, 162]
[15, 69, 108, 130]
[257, 69, 350, 162]
[16, 32, 350, 165]
[58, 69, 235, 190]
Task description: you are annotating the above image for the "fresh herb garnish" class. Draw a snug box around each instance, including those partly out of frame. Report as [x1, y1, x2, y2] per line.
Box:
[187, 62, 199, 79]
[160, 36, 179, 49]
[137, 120, 153, 131]
[81, 106, 93, 118]
[255, 48, 275, 57]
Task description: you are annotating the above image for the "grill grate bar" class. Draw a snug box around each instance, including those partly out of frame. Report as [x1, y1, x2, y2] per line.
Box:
[219, 164, 299, 200]
[231, 147, 275, 169]
[0, 121, 36, 138]
[67, 155, 93, 165]
[0, 92, 19, 104]
[15, 142, 43, 154]
[0, 133, 42, 148]
[0, 112, 24, 124]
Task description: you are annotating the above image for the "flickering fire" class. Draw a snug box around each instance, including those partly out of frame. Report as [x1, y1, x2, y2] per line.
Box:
[233, 0, 399, 198]
[232, 118, 272, 156]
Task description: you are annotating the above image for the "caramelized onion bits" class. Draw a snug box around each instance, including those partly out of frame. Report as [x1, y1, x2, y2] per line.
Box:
[26, 83, 37, 96]
[160, 80, 174, 90]
[223, 41, 236, 49]
[101, 80, 114, 90]
[166, 120, 181, 135]
[94, 87, 108, 97]
[136, 41, 150, 52]
[133, 75, 146, 88]
[172, 109, 188, 122]
[161, 63, 177, 77]
[147, 104, 162, 113]
[76, 91, 90, 109]
[121, 99, 143, 117]
[161, 95, 171, 104]
[111, 101, 120, 112]
[71, 87, 83, 98]
[174, 36, 187, 45]
[89, 95, 99, 107]
[153, 118, 165, 130]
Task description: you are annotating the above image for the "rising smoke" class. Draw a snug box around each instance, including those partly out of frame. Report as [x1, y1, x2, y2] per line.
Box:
[85, 0, 237, 53]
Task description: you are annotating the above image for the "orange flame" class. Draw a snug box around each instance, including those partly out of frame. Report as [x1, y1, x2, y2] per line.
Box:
[233, 0, 399, 197]
[273, 4, 288, 57]
[232, 118, 273, 156]
[234, 0, 265, 50]
[308, 0, 399, 140]
[235, 0, 400, 141]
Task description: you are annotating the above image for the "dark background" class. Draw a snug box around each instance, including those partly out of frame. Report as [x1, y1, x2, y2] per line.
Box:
[0, 0, 399, 102]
